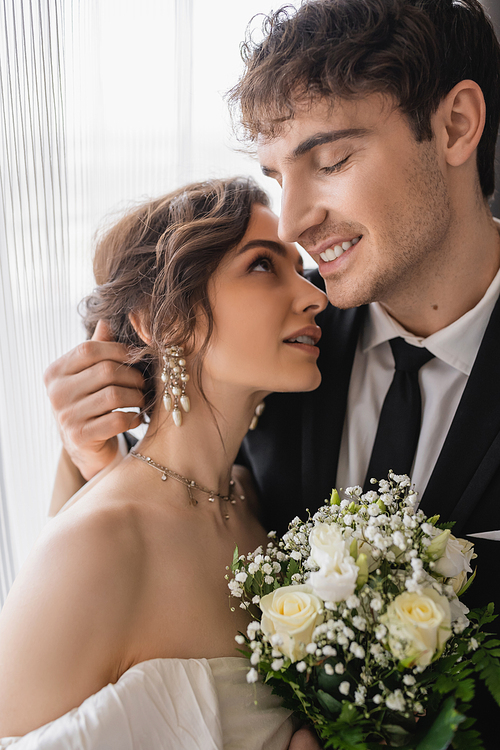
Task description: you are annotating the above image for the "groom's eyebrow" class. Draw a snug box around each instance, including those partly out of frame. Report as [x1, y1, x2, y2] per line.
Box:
[290, 128, 370, 160]
[237, 240, 287, 257]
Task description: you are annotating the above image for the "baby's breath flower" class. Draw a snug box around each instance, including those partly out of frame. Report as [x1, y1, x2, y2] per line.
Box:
[352, 616, 366, 631]
[296, 661, 307, 673]
[339, 681, 350, 695]
[403, 675, 416, 686]
[272, 659, 284, 671]
[235, 635, 245, 645]
[386, 690, 405, 712]
[372, 694, 382, 705]
[235, 571, 248, 583]
[350, 643, 365, 659]
[228, 580, 243, 597]
[247, 621, 260, 636]
[334, 663, 345, 674]
[346, 595, 360, 609]
[246, 668, 258, 683]
[354, 686, 367, 705]
[324, 663, 334, 676]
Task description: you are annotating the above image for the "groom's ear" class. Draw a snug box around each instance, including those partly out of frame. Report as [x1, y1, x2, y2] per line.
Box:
[129, 311, 152, 345]
[433, 79, 486, 169]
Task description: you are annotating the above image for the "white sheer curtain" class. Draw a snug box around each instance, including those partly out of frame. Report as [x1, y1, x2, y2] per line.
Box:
[0, 0, 300, 604]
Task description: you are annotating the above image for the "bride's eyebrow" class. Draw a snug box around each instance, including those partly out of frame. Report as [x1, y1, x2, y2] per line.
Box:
[237, 239, 287, 257]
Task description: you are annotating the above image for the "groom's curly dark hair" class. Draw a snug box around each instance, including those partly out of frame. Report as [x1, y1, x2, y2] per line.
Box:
[229, 0, 500, 198]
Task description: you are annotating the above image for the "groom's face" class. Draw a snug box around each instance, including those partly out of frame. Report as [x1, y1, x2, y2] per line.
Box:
[257, 94, 452, 311]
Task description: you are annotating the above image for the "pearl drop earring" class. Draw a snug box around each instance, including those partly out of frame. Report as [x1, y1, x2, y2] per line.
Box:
[161, 345, 190, 426]
[249, 401, 265, 430]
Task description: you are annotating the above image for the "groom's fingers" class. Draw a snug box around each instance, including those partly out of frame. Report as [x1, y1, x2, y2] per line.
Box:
[47, 358, 144, 411]
[44, 323, 146, 481]
[92, 319, 114, 342]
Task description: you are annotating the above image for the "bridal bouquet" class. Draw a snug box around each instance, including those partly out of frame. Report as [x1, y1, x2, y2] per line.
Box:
[228, 474, 500, 749]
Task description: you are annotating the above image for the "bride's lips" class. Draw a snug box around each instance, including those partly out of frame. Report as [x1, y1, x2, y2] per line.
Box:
[283, 325, 321, 356]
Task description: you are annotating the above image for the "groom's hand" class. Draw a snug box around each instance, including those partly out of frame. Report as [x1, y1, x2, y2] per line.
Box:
[44, 321, 145, 481]
[288, 727, 323, 750]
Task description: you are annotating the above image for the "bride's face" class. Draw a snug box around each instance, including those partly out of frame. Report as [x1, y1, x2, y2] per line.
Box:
[203, 203, 328, 395]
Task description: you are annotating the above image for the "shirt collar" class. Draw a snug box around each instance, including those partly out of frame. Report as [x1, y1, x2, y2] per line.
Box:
[362, 266, 500, 376]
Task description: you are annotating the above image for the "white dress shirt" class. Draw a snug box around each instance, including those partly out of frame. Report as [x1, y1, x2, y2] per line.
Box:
[336, 267, 500, 497]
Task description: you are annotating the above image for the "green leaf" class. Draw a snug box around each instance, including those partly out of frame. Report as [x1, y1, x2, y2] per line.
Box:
[316, 689, 343, 716]
[454, 678, 475, 703]
[231, 545, 239, 571]
[479, 659, 500, 706]
[415, 696, 465, 750]
[382, 725, 412, 747]
[339, 701, 358, 725]
[456, 567, 477, 597]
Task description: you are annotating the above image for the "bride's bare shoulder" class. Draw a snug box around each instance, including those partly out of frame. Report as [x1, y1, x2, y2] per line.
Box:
[0, 485, 154, 735]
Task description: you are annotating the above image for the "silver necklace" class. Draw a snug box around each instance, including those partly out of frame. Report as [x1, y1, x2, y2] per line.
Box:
[130, 451, 243, 520]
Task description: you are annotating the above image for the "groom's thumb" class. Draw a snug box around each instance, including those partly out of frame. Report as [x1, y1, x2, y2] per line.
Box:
[92, 319, 114, 343]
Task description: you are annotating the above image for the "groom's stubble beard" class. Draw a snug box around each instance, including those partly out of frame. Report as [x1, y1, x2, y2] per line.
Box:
[319, 140, 454, 314]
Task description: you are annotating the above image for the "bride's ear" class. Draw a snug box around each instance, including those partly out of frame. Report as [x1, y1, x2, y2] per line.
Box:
[129, 311, 152, 345]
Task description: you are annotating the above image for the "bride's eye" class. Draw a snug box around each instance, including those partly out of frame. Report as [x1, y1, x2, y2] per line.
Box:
[249, 254, 275, 273]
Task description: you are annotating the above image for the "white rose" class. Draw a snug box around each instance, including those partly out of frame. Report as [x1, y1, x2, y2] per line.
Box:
[308, 555, 359, 603]
[309, 523, 350, 567]
[260, 585, 324, 662]
[308, 523, 359, 602]
[434, 535, 474, 580]
[381, 588, 451, 667]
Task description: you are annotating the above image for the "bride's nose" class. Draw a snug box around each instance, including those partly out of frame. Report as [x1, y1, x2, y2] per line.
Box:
[293, 274, 328, 315]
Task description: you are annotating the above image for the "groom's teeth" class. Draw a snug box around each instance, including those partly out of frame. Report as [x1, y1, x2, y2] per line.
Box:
[319, 236, 361, 262]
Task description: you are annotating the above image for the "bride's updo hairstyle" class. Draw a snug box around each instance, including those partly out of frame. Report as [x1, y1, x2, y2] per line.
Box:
[82, 176, 269, 414]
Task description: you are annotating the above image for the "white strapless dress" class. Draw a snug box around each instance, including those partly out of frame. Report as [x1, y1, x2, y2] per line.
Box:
[0, 657, 294, 749]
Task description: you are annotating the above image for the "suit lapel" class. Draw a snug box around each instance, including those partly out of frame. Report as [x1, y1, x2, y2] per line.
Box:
[420, 293, 500, 523]
[301, 288, 367, 511]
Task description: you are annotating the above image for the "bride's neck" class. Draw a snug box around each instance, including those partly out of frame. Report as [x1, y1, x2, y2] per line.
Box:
[136, 386, 265, 494]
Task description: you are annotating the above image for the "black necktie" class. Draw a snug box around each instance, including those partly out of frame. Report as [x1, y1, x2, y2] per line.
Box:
[363, 338, 435, 491]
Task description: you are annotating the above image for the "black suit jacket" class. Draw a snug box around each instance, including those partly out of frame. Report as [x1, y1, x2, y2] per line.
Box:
[240, 267, 500, 623]
[239, 268, 500, 744]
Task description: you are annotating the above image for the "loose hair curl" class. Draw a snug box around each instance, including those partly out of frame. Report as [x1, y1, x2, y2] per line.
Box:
[229, 0, 500, 197]
[81, 176, 269, 414]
